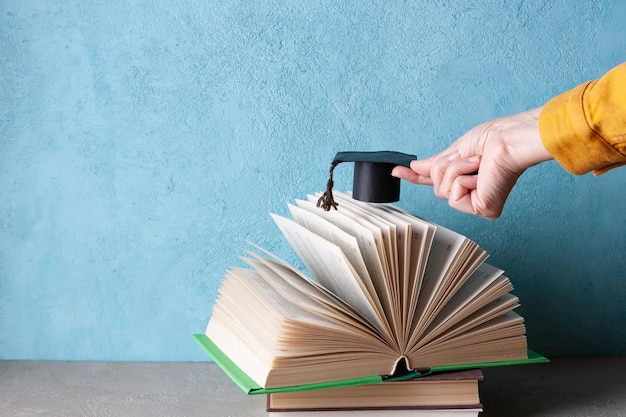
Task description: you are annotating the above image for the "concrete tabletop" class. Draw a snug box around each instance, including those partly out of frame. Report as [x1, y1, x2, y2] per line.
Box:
[2, 357, 626, 416]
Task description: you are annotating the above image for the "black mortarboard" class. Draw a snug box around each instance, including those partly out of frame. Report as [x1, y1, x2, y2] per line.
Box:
[317, 151, 416, 211]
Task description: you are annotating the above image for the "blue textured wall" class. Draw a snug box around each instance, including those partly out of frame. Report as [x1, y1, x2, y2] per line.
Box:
[1, 1, 625, 361]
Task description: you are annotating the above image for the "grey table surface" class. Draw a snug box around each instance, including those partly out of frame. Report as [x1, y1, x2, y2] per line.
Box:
[1, 357, 626, 417]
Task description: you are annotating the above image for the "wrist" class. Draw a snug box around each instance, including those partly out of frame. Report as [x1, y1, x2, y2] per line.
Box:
[516, 106, 553, 169]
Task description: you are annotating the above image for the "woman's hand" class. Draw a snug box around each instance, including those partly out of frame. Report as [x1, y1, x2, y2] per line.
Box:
[392, 107, 553, 219]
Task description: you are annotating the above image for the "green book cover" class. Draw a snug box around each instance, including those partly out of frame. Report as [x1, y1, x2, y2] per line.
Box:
[192, 333, 549, 395]
[192, 334, 383, 394]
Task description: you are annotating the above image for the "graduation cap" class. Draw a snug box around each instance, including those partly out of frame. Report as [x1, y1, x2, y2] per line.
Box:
[317, 151, 416, 211]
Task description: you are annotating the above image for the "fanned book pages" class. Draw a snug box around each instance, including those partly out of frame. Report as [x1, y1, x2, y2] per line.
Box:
[194, 191, 548, 394]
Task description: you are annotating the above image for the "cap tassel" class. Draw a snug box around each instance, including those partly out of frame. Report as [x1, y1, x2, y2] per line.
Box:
[317, 159, 340, 211]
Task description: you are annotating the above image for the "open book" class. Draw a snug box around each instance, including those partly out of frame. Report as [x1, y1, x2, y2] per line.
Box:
[195, 191, 547, 393]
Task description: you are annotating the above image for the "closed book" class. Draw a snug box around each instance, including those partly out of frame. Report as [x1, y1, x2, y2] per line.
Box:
[267, 369, 483, 411]
[267, 408, 482, 417]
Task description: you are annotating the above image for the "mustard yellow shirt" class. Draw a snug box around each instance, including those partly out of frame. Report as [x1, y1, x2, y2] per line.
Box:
[538, 62, 626, 175]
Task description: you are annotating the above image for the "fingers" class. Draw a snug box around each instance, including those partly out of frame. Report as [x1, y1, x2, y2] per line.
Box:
[391, 160, 434, 186]
[432, 154, 481, 200]
[394, 153, 494, 216]
[449, 174, 479, 215]
[425, 154, 507, 218]
[449, 173, 507, 219]
[392, 154, 481, 201]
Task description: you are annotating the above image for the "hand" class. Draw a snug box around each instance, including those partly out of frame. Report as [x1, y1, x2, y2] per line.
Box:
[392, 107, 553, 219]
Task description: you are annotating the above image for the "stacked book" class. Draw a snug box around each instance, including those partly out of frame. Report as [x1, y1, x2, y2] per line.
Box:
[194, 191, 547, 415]
[266, 368, 484, 416]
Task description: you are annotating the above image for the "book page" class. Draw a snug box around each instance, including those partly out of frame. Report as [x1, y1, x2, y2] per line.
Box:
[412, 244, 488, 347]
[406, 224, 479, 346]
[411, 293, 521, 352]
[327, 194, 404, 343]
[377, 205, 484, 341]
[224, 267, 322, 325]
[408, 311, 527, 366]
[429, 239, 488, 313]
[208, 267, 393, 388]
[243, 242, 387, 334]
[271, 213, 384, 331]
[331, 193, 420, 345]
[332, 194, 399, 297]
[206, 268, 305, 386]
[299, 198, 391, 284]
[418, 311, 526, 353]
[301, 198, 393, 296]
[380, 205, 436, 342]
[413, 263, 508, 347]
[286, 204, 377, 306]
[242, 251, 389, 342]
[294, 199, 396, 342]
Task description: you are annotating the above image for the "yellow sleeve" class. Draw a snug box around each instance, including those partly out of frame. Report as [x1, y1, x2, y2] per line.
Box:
[538, 62, 626, 175]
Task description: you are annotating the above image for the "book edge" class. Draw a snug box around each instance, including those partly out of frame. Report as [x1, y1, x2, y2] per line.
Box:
[194, 334, 547, 394]
[192, 334, 384, 394]
[266, 403, 484, 413]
